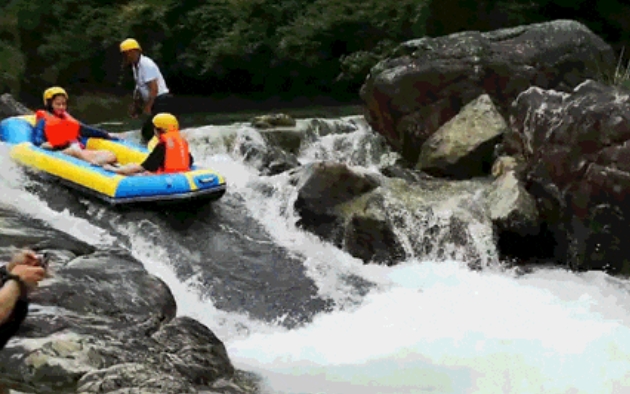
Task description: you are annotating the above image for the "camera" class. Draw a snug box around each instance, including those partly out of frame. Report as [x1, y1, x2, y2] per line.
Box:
[37, 253, 51, 270]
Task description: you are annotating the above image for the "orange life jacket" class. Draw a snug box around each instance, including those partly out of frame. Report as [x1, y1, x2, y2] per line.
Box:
[157, 131, 190, 173]
[35, 110, 81, 148]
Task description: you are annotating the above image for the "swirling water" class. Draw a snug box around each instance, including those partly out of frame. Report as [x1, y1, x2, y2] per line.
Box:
[1, 116, 629, 393]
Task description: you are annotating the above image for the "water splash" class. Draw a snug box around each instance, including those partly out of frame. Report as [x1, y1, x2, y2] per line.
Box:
[4, 116, 630, 394]
[227, 260, 630, 394]
[0, 143, 116, 246]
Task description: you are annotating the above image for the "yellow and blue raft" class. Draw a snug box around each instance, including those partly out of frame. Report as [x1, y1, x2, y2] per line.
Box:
[0, 114, 227, 206]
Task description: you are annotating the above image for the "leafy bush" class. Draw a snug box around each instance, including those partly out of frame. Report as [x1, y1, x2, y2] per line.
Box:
[2, 0, 630, 101]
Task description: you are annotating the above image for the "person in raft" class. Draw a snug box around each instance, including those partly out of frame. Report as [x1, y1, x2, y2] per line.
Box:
[103, 112, 194, 175]
[33, 87, 121, 166]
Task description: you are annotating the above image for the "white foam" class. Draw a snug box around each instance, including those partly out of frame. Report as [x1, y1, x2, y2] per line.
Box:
[227, 260, 630, 394]
[5, 119, 630, 394]
[0, 143, 115, 246]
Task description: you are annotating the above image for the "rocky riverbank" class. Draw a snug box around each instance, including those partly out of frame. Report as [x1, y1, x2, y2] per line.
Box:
[1, 16, 629, 392]
[355, 18, 630, 273]
[0, 205, 259, 393]
[236, 19, 630, 275]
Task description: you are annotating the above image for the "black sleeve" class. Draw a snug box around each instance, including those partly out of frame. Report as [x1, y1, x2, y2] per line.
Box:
[0, 298, 28, 350]
[78, 123, 111, 139]
[141, 143, 165, 172]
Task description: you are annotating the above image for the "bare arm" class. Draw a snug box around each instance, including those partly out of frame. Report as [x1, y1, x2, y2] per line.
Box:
[0, 280, 22, 324]
[0, 251, 46, 323]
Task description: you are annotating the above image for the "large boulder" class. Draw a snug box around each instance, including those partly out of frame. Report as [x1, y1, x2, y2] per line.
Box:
[0, 206, 257, 393]
[503, 79, 630, 273]
[238, 132, 300, 176]
[250, 113, 296, 129]
[290, 161, 495, 266]
[484, 157, 551, 263]
[292, 161, 383, 251]
[0, 93, 32, 120]
[417, 94, 508, 178]
[360, 19, 615, 168]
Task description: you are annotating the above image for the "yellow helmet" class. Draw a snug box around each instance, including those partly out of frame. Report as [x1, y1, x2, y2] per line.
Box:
[152, 113, 179, 132]
[120, 38, 141, 53]
[43, 86, 68, 105]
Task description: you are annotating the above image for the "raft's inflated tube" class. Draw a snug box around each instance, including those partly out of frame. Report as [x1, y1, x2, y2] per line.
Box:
[0, 115, 227, 206]
[0, 115, 36, 144]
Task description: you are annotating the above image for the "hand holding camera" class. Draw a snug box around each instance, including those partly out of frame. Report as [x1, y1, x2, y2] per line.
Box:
[6, 250, 50, 290]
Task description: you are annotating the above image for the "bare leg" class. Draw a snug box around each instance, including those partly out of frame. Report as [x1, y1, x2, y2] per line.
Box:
[87, 150, 117, 166]
[61, 145, 83, 160]
[62, 147, 116, 166]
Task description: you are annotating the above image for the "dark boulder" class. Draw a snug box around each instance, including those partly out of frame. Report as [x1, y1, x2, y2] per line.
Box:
[0, 93, 32, 120]
[360, 19, 615, 167]
[0, 206, 256, 393]
[504, 79, 630, 273]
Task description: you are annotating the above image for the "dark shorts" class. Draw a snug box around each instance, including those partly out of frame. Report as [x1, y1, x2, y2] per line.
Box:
[141, 94, 176, 142]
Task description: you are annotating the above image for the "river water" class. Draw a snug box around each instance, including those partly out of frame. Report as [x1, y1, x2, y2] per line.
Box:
[1, 116, 629, 393]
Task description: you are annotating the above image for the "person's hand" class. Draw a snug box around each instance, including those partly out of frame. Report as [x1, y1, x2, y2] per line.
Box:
[128, 103, 139, 119]
[143, 104, 152, 115]
[7, 250, 40, 271]
[10, 265, 46, 289]
[41, 142, 52, 149]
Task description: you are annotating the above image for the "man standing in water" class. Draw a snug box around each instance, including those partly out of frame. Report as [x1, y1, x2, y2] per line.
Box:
[120, 38, 174, 142]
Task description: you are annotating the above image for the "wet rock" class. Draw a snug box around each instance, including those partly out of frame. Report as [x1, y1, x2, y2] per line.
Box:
[491, 155, 520, 178]
[344, 215, 405, 266]
[293, 162, 381, 214]
[264, 147, 300, 176]
[291, 162, 401, 264]
[416, 213, 476, 262]
[255, 116, 369, 153]
[76, 362, 194, 393]
[504, 79, 630, 273]
[258, 129, 303, 154]
[417, 94, 507, 178]
[238, 133, 300, 176]
[151, 316, 233, 385]
[0, 207, 257, 393]
[0, 93, 32, 120]
[341, 193, 406, 266]
[291, 161, 495, 266]
[484, 166, 550, 263]
[380, 164, 431, 183]
[0, 207, 95, 256]
[305, 117, 362, 137]
[360, 19, 615, 167]
[250, 113, 296, 129]
[485, 170, 539, 236]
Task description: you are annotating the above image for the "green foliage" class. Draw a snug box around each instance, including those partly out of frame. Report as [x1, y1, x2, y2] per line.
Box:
[0, 41, 25, 95]
[1, 0, 436, 100]
[0, 10, 23, 95]
[167, 0, 238, 76]
[1, 0, 630, 101]
[603, 47, 630, 91]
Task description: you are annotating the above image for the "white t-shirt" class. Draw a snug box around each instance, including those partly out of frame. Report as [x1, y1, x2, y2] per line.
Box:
[132, 55, 169, 102]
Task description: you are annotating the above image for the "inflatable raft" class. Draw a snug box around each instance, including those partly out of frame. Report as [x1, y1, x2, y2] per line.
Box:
[0, 114, 226, 206]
